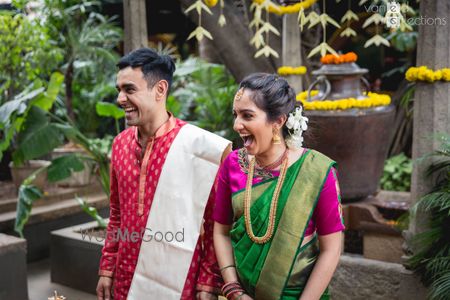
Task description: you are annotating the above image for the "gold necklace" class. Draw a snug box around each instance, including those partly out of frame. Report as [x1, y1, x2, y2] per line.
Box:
[255, 147, 288, 171]
[244, 156, 289, 244]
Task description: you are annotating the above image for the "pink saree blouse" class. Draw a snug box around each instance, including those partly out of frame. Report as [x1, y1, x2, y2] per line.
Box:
[213, 149, 345, 236]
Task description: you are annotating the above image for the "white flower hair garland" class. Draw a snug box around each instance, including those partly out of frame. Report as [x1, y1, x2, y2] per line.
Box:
[285, 106, 308, 148]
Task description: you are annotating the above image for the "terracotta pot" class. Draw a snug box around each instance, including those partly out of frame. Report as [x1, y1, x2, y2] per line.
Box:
[51, 147, 92, 187]
[9, 160, 51, 190]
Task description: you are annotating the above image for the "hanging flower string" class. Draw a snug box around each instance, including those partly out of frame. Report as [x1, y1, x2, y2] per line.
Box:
[252, 1, 280, 59]
[185, 1, 214, 41]
[405, 66, 450, 83]
[252, 0, 317, 15]
[320, 52, 357, 64]
[297, 90, 391, 110]
[340, 0, 358, 38]
[306, 0, 340, 58]
[217, 0, 226, 27]
[277, 66, 307, 76]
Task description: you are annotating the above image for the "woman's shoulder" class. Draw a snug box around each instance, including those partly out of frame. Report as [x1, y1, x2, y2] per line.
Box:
[219, 148, 242, 171]
[304, 148, 336, 166]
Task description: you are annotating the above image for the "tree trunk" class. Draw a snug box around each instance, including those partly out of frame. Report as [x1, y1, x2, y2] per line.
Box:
[178, 0, 278, 81]
[65, 61, 75, 122]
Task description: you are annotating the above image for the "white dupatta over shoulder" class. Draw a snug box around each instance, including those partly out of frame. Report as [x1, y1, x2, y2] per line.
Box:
[128, 124, 230, 299]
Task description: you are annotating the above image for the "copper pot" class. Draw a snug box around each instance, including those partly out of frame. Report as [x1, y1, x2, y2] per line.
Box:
[307, 62, 370, 101]
[304, 62, 395, 201]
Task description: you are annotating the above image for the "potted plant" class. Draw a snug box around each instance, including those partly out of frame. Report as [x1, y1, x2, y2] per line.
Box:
[0, 73, 64, 189]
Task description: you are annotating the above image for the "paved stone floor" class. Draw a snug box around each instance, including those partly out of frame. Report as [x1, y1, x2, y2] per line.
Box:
[28, 259, 97, 300]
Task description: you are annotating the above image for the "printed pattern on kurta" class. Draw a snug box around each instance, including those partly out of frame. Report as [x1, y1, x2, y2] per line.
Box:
[99, 117, 222, 299]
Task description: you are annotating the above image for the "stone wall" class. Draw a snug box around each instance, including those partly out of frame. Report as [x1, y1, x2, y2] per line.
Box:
[331, 255, 427, 300]
[0, 234, 28, 300]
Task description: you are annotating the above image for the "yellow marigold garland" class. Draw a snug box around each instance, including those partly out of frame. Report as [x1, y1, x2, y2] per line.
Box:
[296, 90, 391, 110]
[204, 0, 218, 7]
[405, 66, 450, 83]
[252, 0, 317, 15]
[277, 66, 307, 76]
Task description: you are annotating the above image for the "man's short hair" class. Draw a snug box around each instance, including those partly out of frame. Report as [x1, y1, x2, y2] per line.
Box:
[117, 48, 176, 90]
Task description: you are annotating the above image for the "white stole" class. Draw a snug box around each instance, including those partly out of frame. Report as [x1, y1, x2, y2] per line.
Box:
[128, 124, 230, 299]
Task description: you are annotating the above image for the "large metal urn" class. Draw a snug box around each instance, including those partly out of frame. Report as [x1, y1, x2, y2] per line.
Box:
[303, 62, 395, 201]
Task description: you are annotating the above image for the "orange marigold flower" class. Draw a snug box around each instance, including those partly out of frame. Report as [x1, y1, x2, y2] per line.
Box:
[321, 52, 358, 65]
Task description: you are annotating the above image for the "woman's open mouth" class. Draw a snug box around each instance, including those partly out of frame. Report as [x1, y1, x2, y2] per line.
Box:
[241, 135, 254, 147]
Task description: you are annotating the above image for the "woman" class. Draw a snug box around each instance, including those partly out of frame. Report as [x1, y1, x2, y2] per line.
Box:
[213, 73, 344, 300]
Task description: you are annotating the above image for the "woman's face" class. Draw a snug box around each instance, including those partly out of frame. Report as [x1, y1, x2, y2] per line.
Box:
[233, 89, 280, 156]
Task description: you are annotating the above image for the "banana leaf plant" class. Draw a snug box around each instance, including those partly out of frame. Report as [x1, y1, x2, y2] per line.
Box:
[0, 72, 123, 237]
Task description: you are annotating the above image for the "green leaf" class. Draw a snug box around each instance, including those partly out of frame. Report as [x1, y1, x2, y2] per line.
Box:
[47, 154, 85, 182]
[15, 184, 43, 237]
[31, 72, 64, 111]
[96, 102, 125, 120]
[166, 95, 181, 117]
[0, 99, 27, 125]
[76, 196, 107, 229]
[16, 106, 64, 162]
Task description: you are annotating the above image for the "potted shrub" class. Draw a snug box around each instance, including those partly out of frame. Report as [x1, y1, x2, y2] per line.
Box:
[0, 73, 64, 189]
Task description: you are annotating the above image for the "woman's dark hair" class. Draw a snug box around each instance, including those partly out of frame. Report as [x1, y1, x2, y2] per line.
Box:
[239, 73, 301, 138]
[117, 48, 176, 90]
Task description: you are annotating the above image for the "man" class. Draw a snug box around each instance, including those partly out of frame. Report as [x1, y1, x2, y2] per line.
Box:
[96, 48, 231, 300]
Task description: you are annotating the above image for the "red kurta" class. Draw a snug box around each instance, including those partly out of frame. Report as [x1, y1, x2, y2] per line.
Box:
[99, 115, 222, 299]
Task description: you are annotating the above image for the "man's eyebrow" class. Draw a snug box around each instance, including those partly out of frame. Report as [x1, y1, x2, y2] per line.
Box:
[116, 83, 136, 90]
[235, 109, 255, 113]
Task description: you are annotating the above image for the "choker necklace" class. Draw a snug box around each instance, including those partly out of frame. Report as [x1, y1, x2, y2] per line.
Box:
[255, 148, 288, 171]
[244, 155, 289, 244]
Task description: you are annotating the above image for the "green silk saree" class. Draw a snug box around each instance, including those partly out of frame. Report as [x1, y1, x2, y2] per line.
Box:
[230, 150, 335, 300]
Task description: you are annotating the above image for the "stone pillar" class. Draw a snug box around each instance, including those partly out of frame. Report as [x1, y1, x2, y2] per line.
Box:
[282, 13, 303, 92]
[409, 0, 450, 235]
[123, 0, 148, 54]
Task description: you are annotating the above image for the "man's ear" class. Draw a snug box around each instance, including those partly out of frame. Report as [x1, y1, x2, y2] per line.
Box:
[155, 80, 169, 101]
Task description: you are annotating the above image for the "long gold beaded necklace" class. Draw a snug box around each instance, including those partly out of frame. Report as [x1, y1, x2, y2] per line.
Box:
[244, 155, 289, 244]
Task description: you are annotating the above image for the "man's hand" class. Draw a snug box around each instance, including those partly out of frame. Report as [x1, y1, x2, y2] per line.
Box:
[96, 276, 113, 300]
[196, 291, 218, 300]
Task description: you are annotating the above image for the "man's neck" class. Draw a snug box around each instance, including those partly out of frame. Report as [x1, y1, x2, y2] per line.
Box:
[138, 111, 170, 144]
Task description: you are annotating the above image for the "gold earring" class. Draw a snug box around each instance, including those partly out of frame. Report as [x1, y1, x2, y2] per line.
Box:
[272, 129, 281, 145]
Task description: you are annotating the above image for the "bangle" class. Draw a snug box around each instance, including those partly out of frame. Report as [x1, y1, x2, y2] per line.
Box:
[222, 281, 245, 300]
[220, 264, 236, 272]
[229, 291, 245, 300]
[222, 281, 240, 291]
[235, 293, 245, 300]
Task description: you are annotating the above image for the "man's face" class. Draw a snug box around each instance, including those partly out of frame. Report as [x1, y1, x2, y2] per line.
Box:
[116, 66, 157, 127]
